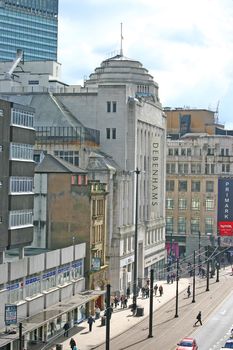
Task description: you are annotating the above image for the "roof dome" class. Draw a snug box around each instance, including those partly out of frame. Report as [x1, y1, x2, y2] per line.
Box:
[84, 53, 158, 88]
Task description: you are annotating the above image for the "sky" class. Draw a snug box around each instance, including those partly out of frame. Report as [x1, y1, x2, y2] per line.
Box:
[58, 0, 233, 128]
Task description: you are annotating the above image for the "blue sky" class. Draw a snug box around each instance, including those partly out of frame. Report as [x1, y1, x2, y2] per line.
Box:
[58, 0, 233, 128]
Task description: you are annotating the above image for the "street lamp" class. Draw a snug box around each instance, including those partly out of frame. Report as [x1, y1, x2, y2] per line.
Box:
[133, 168, 140, 312]
[198, 231, 201, 275]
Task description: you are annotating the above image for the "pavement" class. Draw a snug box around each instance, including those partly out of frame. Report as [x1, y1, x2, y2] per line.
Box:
[50, 277, 190, 350]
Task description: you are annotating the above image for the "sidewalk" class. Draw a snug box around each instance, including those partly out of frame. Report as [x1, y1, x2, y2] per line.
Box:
[51, 278, 189, 350]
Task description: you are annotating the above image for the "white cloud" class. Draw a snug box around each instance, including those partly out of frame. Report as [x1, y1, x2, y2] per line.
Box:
[58, 0, 233, 126]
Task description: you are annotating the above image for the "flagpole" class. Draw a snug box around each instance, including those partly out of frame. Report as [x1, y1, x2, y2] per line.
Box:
[120, 22, 123, 56]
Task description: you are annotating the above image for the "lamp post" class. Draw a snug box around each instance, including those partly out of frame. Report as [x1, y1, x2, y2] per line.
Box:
[174, 258, 179, 318]
[133, 168, 140, 312]
[192, 250, 196, 303]
[198, 231, 201, 266]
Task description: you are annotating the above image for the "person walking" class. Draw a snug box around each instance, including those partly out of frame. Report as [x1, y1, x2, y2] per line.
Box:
[69, 338, 76, 350]
[187, 285, 191, 298]
[154, 284, 158, 296]
[159, 285, 163, 296]
[194, 311, 202, 326]
[126, 286, 130, 299]
[95, 305, 101, 319]
[87, 315, 95, 332]
[63, 322, 69, 337]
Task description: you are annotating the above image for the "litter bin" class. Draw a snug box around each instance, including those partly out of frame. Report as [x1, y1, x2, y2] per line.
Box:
[56, 344, 63, 350]
[136, 307, 144, 317]
[101, 316, 106, 326]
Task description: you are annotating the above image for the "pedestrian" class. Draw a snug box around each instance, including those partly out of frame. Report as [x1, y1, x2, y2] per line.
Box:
[167, 274, 170, 284]
[187, 285, 191, 298]
[171, 272, 175, 283]
[69, 338, 76, 350]
[63, 322, 69, 337]
[194, 311, 202, 326]
[154, 284, 158, 296]
[120, 295, 125, 308]
[124, 297, 128, 308]
[159, 285, 163, 296]
[145, 286, 149, 298]
[126, 286, 130, 299]
[87, 315, 95, 332]
[95, 305, 100, 319]
[141, 286, 145, 298]
[114, 295, 119, 308]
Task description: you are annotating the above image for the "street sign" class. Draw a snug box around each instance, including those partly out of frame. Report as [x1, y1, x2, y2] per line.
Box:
[5, 304, 17, 326]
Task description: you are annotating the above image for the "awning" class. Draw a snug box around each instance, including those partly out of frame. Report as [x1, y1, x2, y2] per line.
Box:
[0, 290, 105, 347]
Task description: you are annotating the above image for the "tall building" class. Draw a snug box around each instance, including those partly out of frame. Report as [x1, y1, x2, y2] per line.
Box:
[0, 0, 58, 62]
[165, 108, 233, 257]
[0, 98, 35, 261]
[0, 53, 167, 293]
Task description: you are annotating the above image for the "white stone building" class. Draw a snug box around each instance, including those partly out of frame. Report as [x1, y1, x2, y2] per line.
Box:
[0, 53, 167, 293]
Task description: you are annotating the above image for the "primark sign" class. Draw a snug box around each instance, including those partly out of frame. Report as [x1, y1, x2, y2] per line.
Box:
[218, 178, 233, 236]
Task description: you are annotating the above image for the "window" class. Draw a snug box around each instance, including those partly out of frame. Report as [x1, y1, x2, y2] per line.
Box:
[9, 209, 33, 228]
[107, 101, 117, 113]
[191, 198, 200, 210]
[0, 109, 3, 117]
[222, 164, 230, 173]
[58, 264, 71, 285]
[7, 280, 23, 303]
[0, 145, 2, 152]
[166, 217, 173, 234]
[191, 164, 201, 174]
[179, 198, 187, 210]
[205, 217, 213, 234]
[191, 217, 200, 234]
[181, 148, 186, 156]
[174, 148, 179, 156]
[167, 163, 176, 174]
[205, 198, 214, 211]
[72, 260, 83, 279]
[106, 128, 116, 139]
[187, 148, 191, 156]
[107, 102, 111, 113]
[112, 102, 117, 113]
[207, 148, 214, 156]
[11, 108, 34, 128]
[166, 180, 174, 191]
[71, 175, 87, 186]
[0, 181, 2, 188]
[178, 217, 186, 234]
[10, 177, 33, 193]
[166, 198, 174, 209]
[106, 128, 110, 139]
[54, 150, 79, 166]
[10, 143, 34, 161]
[168, 148, 173, 156]
[178, 163, 188, 174]
[25, 274, 41, 298]
[42, 269, 56, 291]
[191, 181, 200, 192]
[179, 180, 187, 192]
[206, 181, 214, 192]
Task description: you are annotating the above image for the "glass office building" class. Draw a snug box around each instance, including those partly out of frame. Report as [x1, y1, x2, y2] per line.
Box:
[0, 0, 58, 61]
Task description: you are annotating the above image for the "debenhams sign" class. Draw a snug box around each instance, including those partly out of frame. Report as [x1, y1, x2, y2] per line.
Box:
[151, 137, 160, 207]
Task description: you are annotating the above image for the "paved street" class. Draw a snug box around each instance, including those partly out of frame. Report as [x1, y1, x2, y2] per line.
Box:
[46, 266, 233, 350]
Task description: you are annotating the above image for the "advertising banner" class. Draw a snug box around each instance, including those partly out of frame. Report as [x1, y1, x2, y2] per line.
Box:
[5, 304, 17, 326]
[218, 178, 233, 236]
